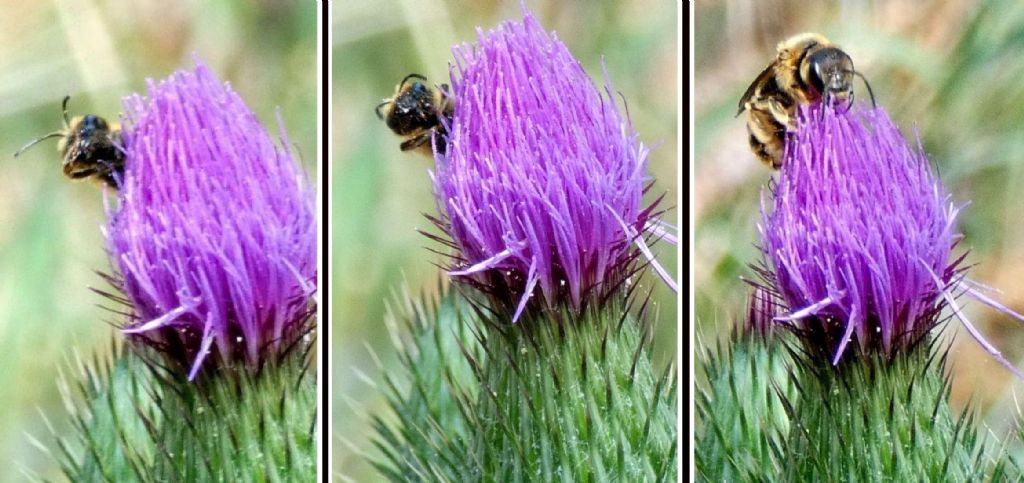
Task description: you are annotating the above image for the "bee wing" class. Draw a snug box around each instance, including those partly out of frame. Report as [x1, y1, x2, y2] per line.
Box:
[737, 62, 777, 117]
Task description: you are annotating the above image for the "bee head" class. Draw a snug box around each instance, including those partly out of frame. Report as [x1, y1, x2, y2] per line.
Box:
[386, 81, 438, 134]
[396, 82, 431, 109]
[62, 114, 109, 150]
[79, 114, 109, 132]
[806, 47, 855, 105]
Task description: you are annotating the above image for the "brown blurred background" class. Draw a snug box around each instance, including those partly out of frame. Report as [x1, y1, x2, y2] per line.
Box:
[0, 1, 314, 480]
[696, 0, 1024, 435]
[334, 0, 678, 479]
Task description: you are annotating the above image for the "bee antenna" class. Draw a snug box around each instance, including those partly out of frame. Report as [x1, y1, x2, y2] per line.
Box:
[820, 91, 829, 120]
[61, 95, 71, 127]
[852, 70, 876, 108]
[400, 73, 427, 89]
[13, 131, 65, 158]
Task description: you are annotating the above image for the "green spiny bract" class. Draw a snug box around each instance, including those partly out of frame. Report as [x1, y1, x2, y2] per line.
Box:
[781, 338, 992, 481]
[695, 329, 795, 482]
[695, 321, 1017, 482]
[41, 339, 316, 481]
[372, 284, 676, 481]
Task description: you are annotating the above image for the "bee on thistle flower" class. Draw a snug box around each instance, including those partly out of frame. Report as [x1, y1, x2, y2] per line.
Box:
[757, 103, 1024, 376]
[106, 59, 317, 380]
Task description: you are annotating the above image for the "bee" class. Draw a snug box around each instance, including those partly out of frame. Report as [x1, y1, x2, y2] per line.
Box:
[14, 95, 125, 188]
[737, 33, 874, 168]
[375, 73, 454, 157]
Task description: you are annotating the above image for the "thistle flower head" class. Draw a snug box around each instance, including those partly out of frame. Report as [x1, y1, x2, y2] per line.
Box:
[759, 104, 960, 364]
[107, 59, 317, 380]
[434, 8, 670, 322]
[746, 286, 782, 337]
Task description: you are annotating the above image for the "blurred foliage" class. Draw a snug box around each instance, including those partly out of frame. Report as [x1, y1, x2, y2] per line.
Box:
[334, 0, 677, 480]
[0, 1, 314, 480]
[695, 0, 1024, 458]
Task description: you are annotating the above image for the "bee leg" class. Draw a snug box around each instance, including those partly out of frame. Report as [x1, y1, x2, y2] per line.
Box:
[767, 98, 792, 128]
[400, 133, 431, 152]
[99, 167, 122, 189]
[64, 165, 98, 180]
[437, 85, 454, 111]
[431, 130, 447, 156]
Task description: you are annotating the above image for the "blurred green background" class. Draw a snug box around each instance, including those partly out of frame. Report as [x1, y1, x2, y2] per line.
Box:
[0, 1, 314, 480]
[696, 0, 1024, 434]
[333, 0, 678, 479]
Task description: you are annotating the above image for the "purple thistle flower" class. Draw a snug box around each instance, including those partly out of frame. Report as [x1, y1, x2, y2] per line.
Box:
[746, 286, 782, 337]
[432, 8, 675, 322]
[106, 59, 316, 380]
[759, 104, 1024, 374]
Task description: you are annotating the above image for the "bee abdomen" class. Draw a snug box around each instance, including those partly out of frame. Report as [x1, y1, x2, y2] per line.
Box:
[745, 106, 786, 168]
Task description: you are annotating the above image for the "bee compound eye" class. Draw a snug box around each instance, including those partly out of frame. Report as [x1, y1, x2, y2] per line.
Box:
[808, 68, 826, 95]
